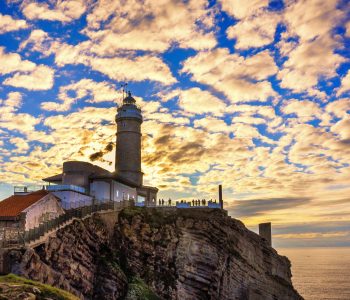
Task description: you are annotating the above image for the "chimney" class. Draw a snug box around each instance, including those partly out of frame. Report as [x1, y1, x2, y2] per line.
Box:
[259, 222, 272, 246]
[219, 185, 223, 209]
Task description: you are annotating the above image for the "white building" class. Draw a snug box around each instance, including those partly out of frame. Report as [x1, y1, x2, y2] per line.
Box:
[42, 91, 158, 208]
[0, 190, 64, 239]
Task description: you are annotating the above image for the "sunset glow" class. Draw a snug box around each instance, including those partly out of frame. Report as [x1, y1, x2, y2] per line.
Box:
[0, 0, 349, 247]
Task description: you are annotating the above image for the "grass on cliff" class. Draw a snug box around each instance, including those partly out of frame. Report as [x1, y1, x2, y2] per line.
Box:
[126, 277, 161, 300]
[0, 274, 79, 300]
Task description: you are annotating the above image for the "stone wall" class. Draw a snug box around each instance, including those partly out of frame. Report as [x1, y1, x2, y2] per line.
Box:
[23, 194, 64, 230]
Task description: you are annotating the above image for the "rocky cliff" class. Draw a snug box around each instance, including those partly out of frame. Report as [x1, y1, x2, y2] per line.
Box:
[6, 207, 303, 300]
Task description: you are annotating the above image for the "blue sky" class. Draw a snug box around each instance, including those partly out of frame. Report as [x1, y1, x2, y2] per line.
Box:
[0, 0, 349, 247]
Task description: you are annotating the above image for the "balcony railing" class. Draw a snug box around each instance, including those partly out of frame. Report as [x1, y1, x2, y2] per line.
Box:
[14, 184, 86, 195]
[46, 185, 86, 194]
[14, 186, 44, 194]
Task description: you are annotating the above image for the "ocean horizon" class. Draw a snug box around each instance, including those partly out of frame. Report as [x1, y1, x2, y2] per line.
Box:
[278, 247, 350, 300]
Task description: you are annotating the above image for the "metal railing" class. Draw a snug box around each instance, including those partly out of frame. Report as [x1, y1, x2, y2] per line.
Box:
[14, 185, 44, 194]
[0, 200, 133, 249]
[14, 184, 87, 195]
[46, 184, 86, 194]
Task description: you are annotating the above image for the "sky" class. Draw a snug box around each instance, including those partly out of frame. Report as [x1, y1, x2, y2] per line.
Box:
[0, 0, 349, 247]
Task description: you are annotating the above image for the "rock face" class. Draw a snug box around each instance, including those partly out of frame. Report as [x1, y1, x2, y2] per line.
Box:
[6, 208, 303, 300]
[8, 215, 128, 299]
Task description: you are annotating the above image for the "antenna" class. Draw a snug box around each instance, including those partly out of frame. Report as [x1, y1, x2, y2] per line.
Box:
[120, 82, 128, 101]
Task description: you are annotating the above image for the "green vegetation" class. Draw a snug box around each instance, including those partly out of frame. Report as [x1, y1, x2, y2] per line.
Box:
[126, 277, 161, 300]
[0, 274, 78, 300]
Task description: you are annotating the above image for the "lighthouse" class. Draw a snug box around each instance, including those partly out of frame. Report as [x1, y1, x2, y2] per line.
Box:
[115, 91, 143, 186]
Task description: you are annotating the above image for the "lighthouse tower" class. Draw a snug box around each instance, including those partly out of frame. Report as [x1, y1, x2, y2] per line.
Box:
[115, 91, 143, 186]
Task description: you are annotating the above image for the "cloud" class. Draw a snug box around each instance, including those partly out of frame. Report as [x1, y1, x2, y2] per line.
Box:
[331, 119, 350, 140]
[277, 0, 346, 94]
[84, 0, 217, 53]
[176, 88, 227, 116]
[19, 29, 50, 52]
[281, 99, 322, 121]
[337, 71, 350, 96]
[0, 47, 36, 74]
[227, 197, 311, 218]
[88, 55, 176, 85]
[41, 79, 119, 111]
[219, 0, 269, 19]
[9, 137, 30, 154]
[0, 47, 55, 90]
[0, 13, 28, 34]
[182, 48, 277, 103]
[278, 35, 344, 93]
[0, 92, 40, 136]
[325, 98, 350, 119]
[25, 35, 177, 85]
[194, 117, 232, 133]
[4, 64, 54, 90]
[226, 11, 281, 49]
[21, 0, 90, 22]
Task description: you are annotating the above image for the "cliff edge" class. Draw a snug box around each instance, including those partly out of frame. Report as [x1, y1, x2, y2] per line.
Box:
[6, 207, 303, 300]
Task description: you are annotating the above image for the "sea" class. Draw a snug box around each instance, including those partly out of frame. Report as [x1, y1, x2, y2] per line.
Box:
[278, 248, 350, 300]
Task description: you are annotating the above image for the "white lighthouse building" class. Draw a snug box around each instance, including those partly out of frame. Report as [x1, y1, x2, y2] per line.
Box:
[42, 91, 158, 207]
[115, 91, 143, 186]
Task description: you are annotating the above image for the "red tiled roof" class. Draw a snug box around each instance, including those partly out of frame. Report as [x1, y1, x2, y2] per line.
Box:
[0, 190, 49, 218]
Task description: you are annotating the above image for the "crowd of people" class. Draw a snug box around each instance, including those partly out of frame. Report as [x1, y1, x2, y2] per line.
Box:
[157, 198, 218, 207]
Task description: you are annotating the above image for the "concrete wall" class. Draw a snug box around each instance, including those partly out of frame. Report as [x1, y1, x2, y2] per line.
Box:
[259, 222, 272, 246]
[90, 181, 110, 202]
[23, 194, 65, 230]
[116, 118, 143, 186]
[111, 180, 137, 201]
[51, 191, 93, 209]
[137, 186, 158, 205]
[90, 180, 137, 202]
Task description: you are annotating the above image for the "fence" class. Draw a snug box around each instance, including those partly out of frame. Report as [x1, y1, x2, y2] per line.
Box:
[14, 184, 86, 195]
[0, 200, 133, 249]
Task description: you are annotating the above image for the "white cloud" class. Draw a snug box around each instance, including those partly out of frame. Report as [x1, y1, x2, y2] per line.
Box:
[219, 0, 269, 19]
[182, 48, 277, 103]
[0, 47, 36, 74]
[282, 99, 322, 121]
[41, 79, 119, 111]
[84, 0, 217, 53]
[4, 65, 54, 90]
[337, 71, 350, 96]
[226, 11, 280, 49]
[0, 47, 55, 90]
[21, 0, 90, 22]
[278, 0, 346, 94]
[278, 35, 344, 93]
[177, 88, 227, 116]
[88, 55, 176, 85]
[0, 13, 28, 34]
[0, 92, 40, 136]
[19, 29, 50, 52]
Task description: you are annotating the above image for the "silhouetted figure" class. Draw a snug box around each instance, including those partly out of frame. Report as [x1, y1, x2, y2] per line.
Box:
[159, 199, 161, 206]
[203, 199, 206, 206]
[161, 199, 164, 206]
[168, 198, 171, 206]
